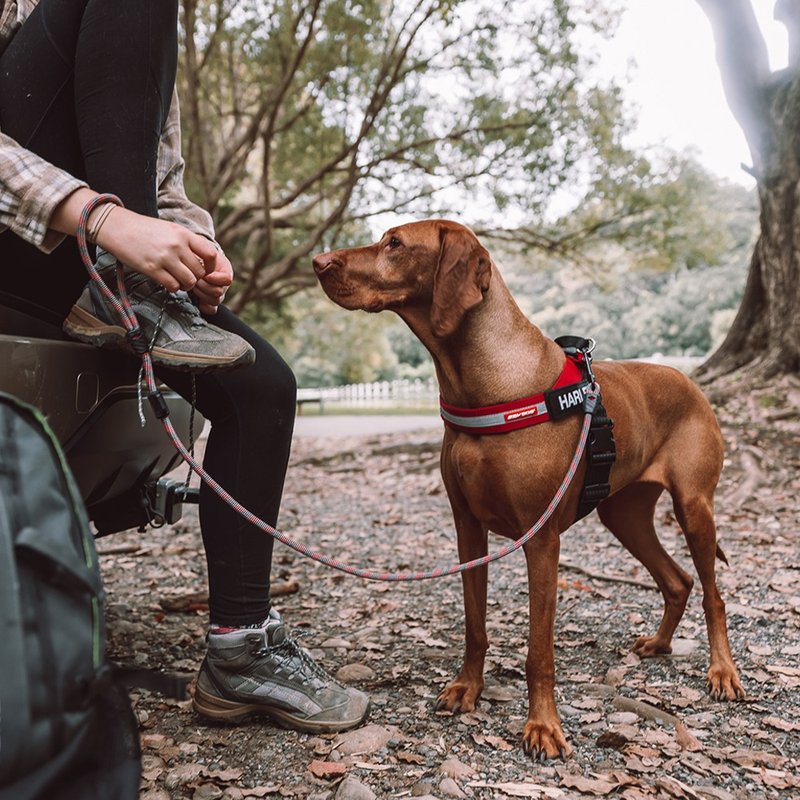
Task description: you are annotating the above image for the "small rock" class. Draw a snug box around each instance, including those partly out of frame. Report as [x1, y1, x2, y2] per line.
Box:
[608, 711, 639, 725]
[321, 637, 353, 649]
[192, 785, 223, 800]
[335, 776, 376, 800]
[411, 783, 435, 798]
[222, 789, 244, 800]
[439, 757, 476, 779]
[141, 754, 166, 772]
[481, 684, 519, 702]
[334, 724, 395, 755]
[668, 638, 699, 657]
[440, 776, 467, 798]
[596, 729, 631, 750]
[336, 663, 375, 682]
[165, 763, 205, 789]
[603, 666, 627, 686]
[141, 733, 172, 750]
[140, 791, 170, 800]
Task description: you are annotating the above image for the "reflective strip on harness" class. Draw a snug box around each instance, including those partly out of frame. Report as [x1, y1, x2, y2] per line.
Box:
[440, 357, 588, 435]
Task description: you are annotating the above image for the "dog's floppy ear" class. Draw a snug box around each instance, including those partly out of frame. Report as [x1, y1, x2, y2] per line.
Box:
[430, 225, 492, 337]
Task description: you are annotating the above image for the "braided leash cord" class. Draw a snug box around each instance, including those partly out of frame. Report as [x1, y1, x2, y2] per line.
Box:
[77, 195, 592, 582]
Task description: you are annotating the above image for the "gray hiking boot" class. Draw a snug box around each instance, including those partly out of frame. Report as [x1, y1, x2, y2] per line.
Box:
[193, 609, 370, 732]
[63, 249, 255, 372]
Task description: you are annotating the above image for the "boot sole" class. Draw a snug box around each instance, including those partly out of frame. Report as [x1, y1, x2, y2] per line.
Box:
[192, 684, 370, 733]
[63, 305, 256, 373]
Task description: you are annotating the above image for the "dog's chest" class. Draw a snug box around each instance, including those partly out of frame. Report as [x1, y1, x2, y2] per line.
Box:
[441, 429, 572, 533]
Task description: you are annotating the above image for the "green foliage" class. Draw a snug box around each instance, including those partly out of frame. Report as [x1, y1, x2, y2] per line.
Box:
[267, 159, 757, 387]
[180, 0, 636, 304]
[501, 164, 757, 360]
[245, 291, 400, 386]
[179, 2, 759, 384]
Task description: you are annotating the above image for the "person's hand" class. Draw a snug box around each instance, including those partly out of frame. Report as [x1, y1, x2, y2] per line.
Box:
[94, 207, 216, 292]
[191, 249, 234, 315]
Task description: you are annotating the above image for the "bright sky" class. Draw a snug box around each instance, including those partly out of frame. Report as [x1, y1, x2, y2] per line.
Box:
[606, 0, 788, 187]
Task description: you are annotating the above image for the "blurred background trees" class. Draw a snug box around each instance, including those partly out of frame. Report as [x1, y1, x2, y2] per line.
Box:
[177, 0, 765, 387]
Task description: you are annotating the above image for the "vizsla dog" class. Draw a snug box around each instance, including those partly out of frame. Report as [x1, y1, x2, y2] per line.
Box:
[312, 220, 744, 759]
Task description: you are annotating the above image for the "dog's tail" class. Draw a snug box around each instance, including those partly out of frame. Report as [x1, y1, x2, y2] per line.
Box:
[716, 543, 729, 566]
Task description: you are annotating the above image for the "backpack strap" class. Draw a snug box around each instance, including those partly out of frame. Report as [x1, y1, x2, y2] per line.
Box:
[0, 490, 32, 775]
[112, 665, 188, 700]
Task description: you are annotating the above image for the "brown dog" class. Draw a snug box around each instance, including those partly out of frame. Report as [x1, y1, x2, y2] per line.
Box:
[312, 220, 744, 759]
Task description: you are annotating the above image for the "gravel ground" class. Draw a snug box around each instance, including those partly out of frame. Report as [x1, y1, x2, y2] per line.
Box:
[99, 381, 800, 800]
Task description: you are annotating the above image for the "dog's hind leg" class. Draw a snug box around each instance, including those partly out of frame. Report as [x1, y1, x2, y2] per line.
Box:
[597, 482, 694, 657]
[436, 510, 489, 713]
[671, 489, 745, 700]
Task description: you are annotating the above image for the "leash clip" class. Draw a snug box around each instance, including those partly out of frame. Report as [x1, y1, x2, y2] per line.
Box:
[579, 339, 597, 389]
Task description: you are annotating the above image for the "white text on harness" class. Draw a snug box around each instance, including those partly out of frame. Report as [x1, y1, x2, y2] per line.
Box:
[558, 386, 588, 412]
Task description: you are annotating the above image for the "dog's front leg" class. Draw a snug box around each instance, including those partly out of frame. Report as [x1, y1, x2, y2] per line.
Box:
[436, 510, 488, 713]
[522, 527, 571, 760]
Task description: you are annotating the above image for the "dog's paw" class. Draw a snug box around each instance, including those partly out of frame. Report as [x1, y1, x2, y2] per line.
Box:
[521, 719, 572, 761]
[632, 635, 673, 658]
[707, 664, 746, 701]
[435, 680, 482, 713]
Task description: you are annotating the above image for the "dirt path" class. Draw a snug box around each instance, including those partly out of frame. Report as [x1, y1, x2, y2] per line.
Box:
[99, 381, 800, 800]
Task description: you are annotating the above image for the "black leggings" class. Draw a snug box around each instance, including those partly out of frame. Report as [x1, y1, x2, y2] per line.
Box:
[0, 0, 295, 625]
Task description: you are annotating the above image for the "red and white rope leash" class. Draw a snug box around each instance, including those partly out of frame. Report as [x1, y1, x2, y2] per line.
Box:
[77, 194, 593, 582]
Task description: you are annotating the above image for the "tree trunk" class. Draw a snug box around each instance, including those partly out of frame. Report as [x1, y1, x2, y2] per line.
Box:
[696, 180, 800, 381]
[695, 10, 800, 382]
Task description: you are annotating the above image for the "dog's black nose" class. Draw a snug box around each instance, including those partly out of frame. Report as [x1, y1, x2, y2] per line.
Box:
[312, 254, 339, 275]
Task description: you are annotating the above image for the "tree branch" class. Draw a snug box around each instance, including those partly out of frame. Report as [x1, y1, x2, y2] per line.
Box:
[695, 0, 773, 168]
[775, 0, 800, 68]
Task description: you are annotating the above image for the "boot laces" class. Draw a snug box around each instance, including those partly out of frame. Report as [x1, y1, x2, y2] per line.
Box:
[253, 632, 343, 692]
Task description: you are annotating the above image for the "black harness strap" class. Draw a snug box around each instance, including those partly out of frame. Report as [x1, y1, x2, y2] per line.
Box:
[554, 336, 617, 522]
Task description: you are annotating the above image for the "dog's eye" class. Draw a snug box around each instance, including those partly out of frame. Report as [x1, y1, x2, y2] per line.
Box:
[387, 236, 402, 250]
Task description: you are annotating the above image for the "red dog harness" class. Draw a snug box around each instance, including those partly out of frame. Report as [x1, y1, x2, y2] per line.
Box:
[439, 336, 617, 523]
[440, 355, 590, 435]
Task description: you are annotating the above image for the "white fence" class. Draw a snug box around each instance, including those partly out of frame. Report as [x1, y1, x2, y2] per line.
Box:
[295, 355, 706, 414]
[296, 378, 438, 412]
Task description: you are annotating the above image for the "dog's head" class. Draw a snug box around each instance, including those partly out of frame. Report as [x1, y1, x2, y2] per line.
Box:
[312, 220, 492, 337]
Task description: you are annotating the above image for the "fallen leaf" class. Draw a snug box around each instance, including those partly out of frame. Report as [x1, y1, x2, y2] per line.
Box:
[352, 762, 393, 771]
[467, 781, 564, 798]
[761, 715, 800, 732]
[308, 760, 347, 779]
[655, 775, 704, 799]
[241, 788, 281, 798]
[557, 773, 620, 796]
[204, 768, 244, 782]
[471, 733, 514, 751]
[397, 750, 425, 764]
[674, 721, 703, 751]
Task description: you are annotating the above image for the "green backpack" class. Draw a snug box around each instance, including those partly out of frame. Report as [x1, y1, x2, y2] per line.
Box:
[0, 392, 140, 800]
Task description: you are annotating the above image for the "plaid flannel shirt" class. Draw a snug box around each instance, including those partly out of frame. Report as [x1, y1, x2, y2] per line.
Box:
[0, 0, 216, 253]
